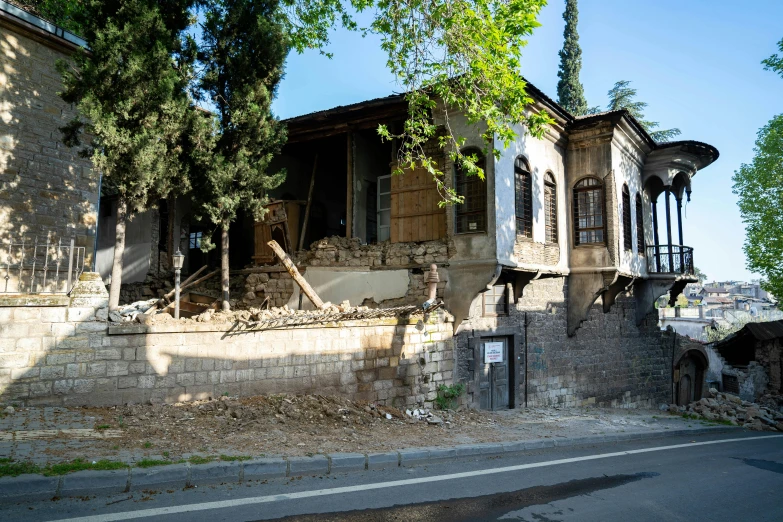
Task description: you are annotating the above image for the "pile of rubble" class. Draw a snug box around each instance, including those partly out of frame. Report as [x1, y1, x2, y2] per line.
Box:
[295, 236, 451, 268]
[240, 271, 294, 308]
[671, 388, 783, 431]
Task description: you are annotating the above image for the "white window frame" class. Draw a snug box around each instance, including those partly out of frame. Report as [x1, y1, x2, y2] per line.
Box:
[377, 174, 391, 242]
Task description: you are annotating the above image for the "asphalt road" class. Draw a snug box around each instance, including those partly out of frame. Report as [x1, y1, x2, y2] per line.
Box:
[2, 431, 782, 521]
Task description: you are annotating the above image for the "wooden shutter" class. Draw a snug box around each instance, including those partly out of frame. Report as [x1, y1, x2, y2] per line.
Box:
[390, 165, 447, 243]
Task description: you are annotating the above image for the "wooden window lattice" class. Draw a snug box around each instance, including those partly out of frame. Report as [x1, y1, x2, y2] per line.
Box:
[622, 184, 633, 251]
[636, 193, 645, 254]
[544, 172, 557, 244]
[573, 177, 605, 245]
[514, 157, 533, 239]
[455, 151, 487, 234]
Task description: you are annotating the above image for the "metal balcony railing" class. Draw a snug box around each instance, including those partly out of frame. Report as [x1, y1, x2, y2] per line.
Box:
[0, 235, 85, 294]
[646, 244, 694, 275]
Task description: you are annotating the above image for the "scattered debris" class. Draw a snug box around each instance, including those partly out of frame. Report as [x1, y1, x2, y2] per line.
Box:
[672, 389, 783, 431]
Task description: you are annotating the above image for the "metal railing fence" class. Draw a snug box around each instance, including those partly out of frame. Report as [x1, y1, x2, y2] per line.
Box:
[0, 235, 85, 294]
[646, 244, 694, 275]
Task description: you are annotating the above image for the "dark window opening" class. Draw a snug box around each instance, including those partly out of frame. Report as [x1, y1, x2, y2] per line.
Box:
[455, 151, 487, 234]
[544, 172, 557, 244]
[636, 193, 644, 254]
[573, 177, 604, 246]
[622, 184, 632, 251]
[514, 156, 532, 239]
[189, 231, 203, 250]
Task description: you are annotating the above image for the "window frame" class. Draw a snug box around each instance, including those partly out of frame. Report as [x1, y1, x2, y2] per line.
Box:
[573, 177, 606, 246]
[454, 149, 487, 234]
[514, 156, 533, 239]
[622, 184, 632, 252]
[635, 193, 645, 255]
[482, 280, 509, 317]
[377, 174, 391, 242]
[544, 171, 558, 244]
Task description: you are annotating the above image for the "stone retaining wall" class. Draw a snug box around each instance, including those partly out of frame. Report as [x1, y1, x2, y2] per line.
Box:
[0, 279, 455, 408]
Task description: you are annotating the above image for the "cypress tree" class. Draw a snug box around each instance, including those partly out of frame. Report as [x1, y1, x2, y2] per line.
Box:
[556, 0, 588, 116]
[189, 0, 288, 311]
[58, 0, 196, 310]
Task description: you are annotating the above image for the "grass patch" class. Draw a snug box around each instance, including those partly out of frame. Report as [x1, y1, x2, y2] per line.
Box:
[0, 460, 41, 477]
[188, 455, 216, 465]
[219, 455, 252, 462]
[43, 459, 127, 476]
[95, 424, 111, 430]
[136, 459, 174, 469]
[143, 442, 153, 449]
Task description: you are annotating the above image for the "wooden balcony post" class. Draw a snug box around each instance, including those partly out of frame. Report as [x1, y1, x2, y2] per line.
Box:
[664, 187, 674, 272]
[676, 195, 684, 273]
[652, 199, 660, 272]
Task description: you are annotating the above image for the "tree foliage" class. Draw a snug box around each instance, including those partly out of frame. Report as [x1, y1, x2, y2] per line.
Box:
[279, 0, 554, 204]
[9, 0, 86, 34]
[57, 0, 195, 308]
[731, 39, 783, 300]
[732, 115, 783, 299]
[606, 80, 681, 143]
[188, 0, 288, 309]
[555, 0, 588, 116]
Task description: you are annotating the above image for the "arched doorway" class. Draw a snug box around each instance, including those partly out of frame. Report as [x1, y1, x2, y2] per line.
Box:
[675, 349, 708, 406]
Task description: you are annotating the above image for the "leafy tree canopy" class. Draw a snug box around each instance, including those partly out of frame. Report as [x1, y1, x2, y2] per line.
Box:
[606, 80, 681, 143]
[762, 38, 783, 78]
[732, 115, 783, 299]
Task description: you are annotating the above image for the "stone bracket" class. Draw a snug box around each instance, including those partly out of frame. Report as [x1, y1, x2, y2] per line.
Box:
[567, 272, 609, 337]
[444, 261, 501, 333]
[602, 274, 635, 313]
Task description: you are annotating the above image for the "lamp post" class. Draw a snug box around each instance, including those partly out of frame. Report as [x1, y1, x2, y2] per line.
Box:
[172, 249, 184, 319]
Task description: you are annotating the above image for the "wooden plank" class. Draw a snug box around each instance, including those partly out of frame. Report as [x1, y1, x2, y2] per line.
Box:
[346, 132, 353, 239]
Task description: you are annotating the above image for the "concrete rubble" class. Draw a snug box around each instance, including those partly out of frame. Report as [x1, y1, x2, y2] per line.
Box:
[672, 389, 783, 432]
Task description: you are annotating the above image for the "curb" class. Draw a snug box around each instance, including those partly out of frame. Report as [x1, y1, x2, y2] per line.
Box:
[0, 426, 745, 502]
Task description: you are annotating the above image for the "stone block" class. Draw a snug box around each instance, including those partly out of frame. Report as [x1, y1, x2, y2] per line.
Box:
[13, 308, 41, 322]
[46, 352, 75, 365]
[106, 361, 129, 377]
[130, 463, 189, 490]
[328, 453, 366, 473]
[95, 348, 122, 360]
[189, 461, 241, 485]
[118, 376, 138, 389]
[40, 366, 65, 380]
[0, 474, 59, 500]
[367, 452, 399, 470]
[242, 458, 287, 480]
[73, 379, 96, 394]
[40, 307, 67, 323]
[60, 468, 130, 497]
[398, 448, 430, 466]
[16, 337, 42, 351]
[67, 307, 95, 322]
[288, 455, 329, 476]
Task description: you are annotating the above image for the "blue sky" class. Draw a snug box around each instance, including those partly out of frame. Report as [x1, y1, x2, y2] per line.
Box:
[272, 0, 783, 283]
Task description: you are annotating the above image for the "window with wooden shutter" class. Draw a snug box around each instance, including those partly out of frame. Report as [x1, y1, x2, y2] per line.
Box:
[544, 172, 557, 244]
[573, 177, 604, 246]
[636, 193, 644, 254]
[622, 184, 632, 251]
[454, 151, 487, 234]
[390, 165, 447, 243]
[514, 156, 532, 239]
[483, 280, 508, 316]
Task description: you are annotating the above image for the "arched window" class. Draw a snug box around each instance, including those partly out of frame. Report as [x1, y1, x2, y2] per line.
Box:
[573, 177, 604, 245]
[622, 184, 632, 251]
[636, 193, 644, 254]
[514, 156, 532, 238]
[544, 172, 558, 244]
[454, 150, 487, 234]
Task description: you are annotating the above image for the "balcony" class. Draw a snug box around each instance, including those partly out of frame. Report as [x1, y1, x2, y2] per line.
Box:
[646, 244, 694, 275]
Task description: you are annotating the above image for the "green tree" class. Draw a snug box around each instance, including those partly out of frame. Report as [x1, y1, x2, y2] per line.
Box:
[58, 0, 196, 310]
[282, 0, 553, 204]
[694, 266, 707, 284]
[733, 116, 783, 299]
[731, 38, 783, 299]
[189, 0, 288, 310]
[606, 80, 681, 142]
[9, 1, 86, 34]
[556, 0, 588, 116]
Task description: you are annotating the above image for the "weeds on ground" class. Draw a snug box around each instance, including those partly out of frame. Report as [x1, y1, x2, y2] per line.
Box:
[219, 455, 253, 462]
[434, 383, 465, 410]
[188, 455, 215, 465]
[136, 459, 175, 468]
[0, 458, 127, 478]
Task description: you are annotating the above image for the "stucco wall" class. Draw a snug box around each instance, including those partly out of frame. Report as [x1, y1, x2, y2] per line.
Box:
[0, 21, 98, 261]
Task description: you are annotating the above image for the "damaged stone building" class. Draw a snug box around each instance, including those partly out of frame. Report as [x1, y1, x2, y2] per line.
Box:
[97, 85, 719, 411]
[1, 2, 720, 411]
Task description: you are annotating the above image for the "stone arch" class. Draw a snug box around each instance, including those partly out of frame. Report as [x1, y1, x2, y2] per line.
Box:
[674, 347, 709, 406]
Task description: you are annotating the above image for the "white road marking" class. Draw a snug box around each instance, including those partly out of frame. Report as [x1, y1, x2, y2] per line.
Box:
[52, 434, 783, 522]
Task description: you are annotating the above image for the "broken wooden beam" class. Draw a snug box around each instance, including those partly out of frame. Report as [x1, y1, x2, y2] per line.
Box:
[267, 239, 325, 310]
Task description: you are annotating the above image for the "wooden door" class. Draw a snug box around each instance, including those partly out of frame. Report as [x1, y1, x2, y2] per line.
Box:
[478, 337, 510, 411]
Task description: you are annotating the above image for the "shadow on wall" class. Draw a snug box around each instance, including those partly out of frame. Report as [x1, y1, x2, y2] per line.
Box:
[0, 24, 98, 265]
[0, 294, 456, 409]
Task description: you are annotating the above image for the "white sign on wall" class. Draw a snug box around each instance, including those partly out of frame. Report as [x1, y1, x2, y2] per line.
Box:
[484, 342, 504, 364]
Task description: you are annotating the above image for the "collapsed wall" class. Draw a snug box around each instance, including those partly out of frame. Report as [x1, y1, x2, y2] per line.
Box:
[0, 275, 455, 409]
